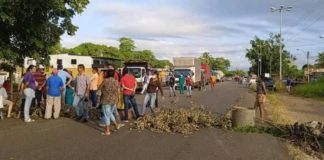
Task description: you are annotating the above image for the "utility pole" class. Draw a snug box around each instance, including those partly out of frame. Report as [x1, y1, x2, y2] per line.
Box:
[269, 47, 272, 77]
[307, 51, 310, 83]
[271, 5, 292, 85]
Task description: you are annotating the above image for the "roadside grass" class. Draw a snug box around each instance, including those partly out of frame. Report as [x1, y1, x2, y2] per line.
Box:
[266, 93, 294, 125]
[234, 91, 319, 160]
[287, 144, 321, 160]
[292, 79, 324, 98]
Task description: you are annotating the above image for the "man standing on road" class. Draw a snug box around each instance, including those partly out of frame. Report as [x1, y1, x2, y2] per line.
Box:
[179, 73, 185, 94]
[255, 77, 267, 123]
[33, 67, 47, 109]
[45, 69, 63, 119]
[121, 67, 140, 122]
[286, 78, 292, 93]
[58, 64, 72, 109]
[90, 67, 99, 108]
[211, 74, 217, 89]
[168, 73, 176, 97]
[73, 64, 90, 123]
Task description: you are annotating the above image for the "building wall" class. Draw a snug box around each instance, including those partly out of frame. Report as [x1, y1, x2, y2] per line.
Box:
[50, 54, 93, 69]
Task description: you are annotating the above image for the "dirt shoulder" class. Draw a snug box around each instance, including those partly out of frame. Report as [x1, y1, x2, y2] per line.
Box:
[277, 93, 324, 123]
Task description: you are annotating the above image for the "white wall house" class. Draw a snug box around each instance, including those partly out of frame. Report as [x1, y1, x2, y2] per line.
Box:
[49, 54, 93, 68]
[24, 54, 93, 69]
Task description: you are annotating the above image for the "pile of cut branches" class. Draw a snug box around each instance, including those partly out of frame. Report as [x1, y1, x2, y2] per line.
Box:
[133, 107, 231, 135]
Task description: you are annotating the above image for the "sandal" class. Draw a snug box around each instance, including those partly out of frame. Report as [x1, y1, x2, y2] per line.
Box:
[101, 132, 111, 136]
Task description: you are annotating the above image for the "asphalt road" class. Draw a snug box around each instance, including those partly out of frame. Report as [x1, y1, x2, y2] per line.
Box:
[0, 81, 290, 160]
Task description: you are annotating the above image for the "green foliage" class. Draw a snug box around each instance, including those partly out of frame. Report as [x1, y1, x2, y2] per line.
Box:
[315, 52, 324, 68]
[64, 42, 120, 58]
[213, 57, 231, 71]
[293, 77, 324, 98]
[246, 33, 297, 77]
[0, 0, 89, 67]
[63, 38, 172, 68]
[119, 37, 135, 59]
[233, 126, 285, 137]
[225, 70, 246, 76]
[199, 52, 231, 71]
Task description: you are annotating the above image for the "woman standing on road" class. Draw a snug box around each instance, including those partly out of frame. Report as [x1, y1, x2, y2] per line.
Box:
[141, 71, 164, 116]
[100, 69, 122, 135]
[255, 77, 267, 123]
[21, 65, 37, 123]
[185, 74, 193, 98]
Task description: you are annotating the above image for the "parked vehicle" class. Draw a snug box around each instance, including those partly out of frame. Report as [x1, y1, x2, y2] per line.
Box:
[249, 74, 257, 85]
[173, 57, 201, 88]
[124, 60, 150, 89]
[264, 78, 276, 91]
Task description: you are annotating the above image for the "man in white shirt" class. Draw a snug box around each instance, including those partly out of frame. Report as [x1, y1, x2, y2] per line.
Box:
[0, 83, 13, 119]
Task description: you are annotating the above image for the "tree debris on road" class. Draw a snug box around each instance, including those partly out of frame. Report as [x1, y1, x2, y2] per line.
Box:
[133, 107, 231, 135]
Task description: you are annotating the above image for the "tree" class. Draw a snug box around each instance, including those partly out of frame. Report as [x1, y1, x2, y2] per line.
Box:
[0, 0, 88, 95]
[302, 64, 314, 70]
[133, 50, 156, 61]
[0, 0, 89, 66]
[152, 59, 173, 68]
[212, 57, 231, 71]
[119, 37, 135, 59]
[200, 52, 213, 65]
[246, 33, 294, 77]
[315, 52, 324, 68]
[65, 42, 120, 58]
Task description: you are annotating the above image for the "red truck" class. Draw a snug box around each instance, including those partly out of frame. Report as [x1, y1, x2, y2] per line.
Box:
[201, 64, 211, 85]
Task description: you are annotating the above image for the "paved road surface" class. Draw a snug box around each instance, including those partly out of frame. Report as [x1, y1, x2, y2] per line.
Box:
[0, 82, 290, 160]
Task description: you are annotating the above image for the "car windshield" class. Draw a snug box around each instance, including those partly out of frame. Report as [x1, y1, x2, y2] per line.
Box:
[128, 68, 142, 78]
[173, 69, 191, 78]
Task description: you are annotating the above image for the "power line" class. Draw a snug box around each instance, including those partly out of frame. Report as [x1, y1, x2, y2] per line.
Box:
[286, 12, 324, 42]
[282, 0, 324, 35]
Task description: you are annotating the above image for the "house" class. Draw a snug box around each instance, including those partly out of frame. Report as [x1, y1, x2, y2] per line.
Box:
[24, 54, 122, 76]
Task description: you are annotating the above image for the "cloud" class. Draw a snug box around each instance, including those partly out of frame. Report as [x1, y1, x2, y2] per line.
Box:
[60, 0, 324, 70]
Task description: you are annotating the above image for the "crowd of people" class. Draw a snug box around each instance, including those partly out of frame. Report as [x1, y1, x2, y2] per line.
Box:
[0, 64, 220, 135]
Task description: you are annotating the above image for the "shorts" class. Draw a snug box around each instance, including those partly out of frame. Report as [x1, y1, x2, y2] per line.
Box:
[0, 99, 11, 109]
[257, 94, 266, 103]
[3, 100, 10, 105]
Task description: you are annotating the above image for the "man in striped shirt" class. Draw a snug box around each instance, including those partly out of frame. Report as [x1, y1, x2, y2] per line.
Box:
[33, 67, 47, 108]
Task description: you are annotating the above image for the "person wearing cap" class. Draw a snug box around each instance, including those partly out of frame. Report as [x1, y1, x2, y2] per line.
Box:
[57, 64, 72, 108]
[45, 68, 64, 119]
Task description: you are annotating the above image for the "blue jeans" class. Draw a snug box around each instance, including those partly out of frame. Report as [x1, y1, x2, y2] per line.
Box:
[73, 95, 89, 120]
[101, 104, 116, 126]
[186, 85, 192, 96]
[90, 90, 97, 107]
[141, 93, 156, 115]
[124, 95, 140, 120]
[24, 88, 35, 120]
[112, 104, 121, 123]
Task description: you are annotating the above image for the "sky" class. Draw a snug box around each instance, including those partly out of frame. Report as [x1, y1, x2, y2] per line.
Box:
[61, 0, 324, 70]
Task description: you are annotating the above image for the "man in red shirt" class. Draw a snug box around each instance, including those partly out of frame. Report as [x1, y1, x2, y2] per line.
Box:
[3, 77, 11, 93]
[120, 67, 140, 122]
